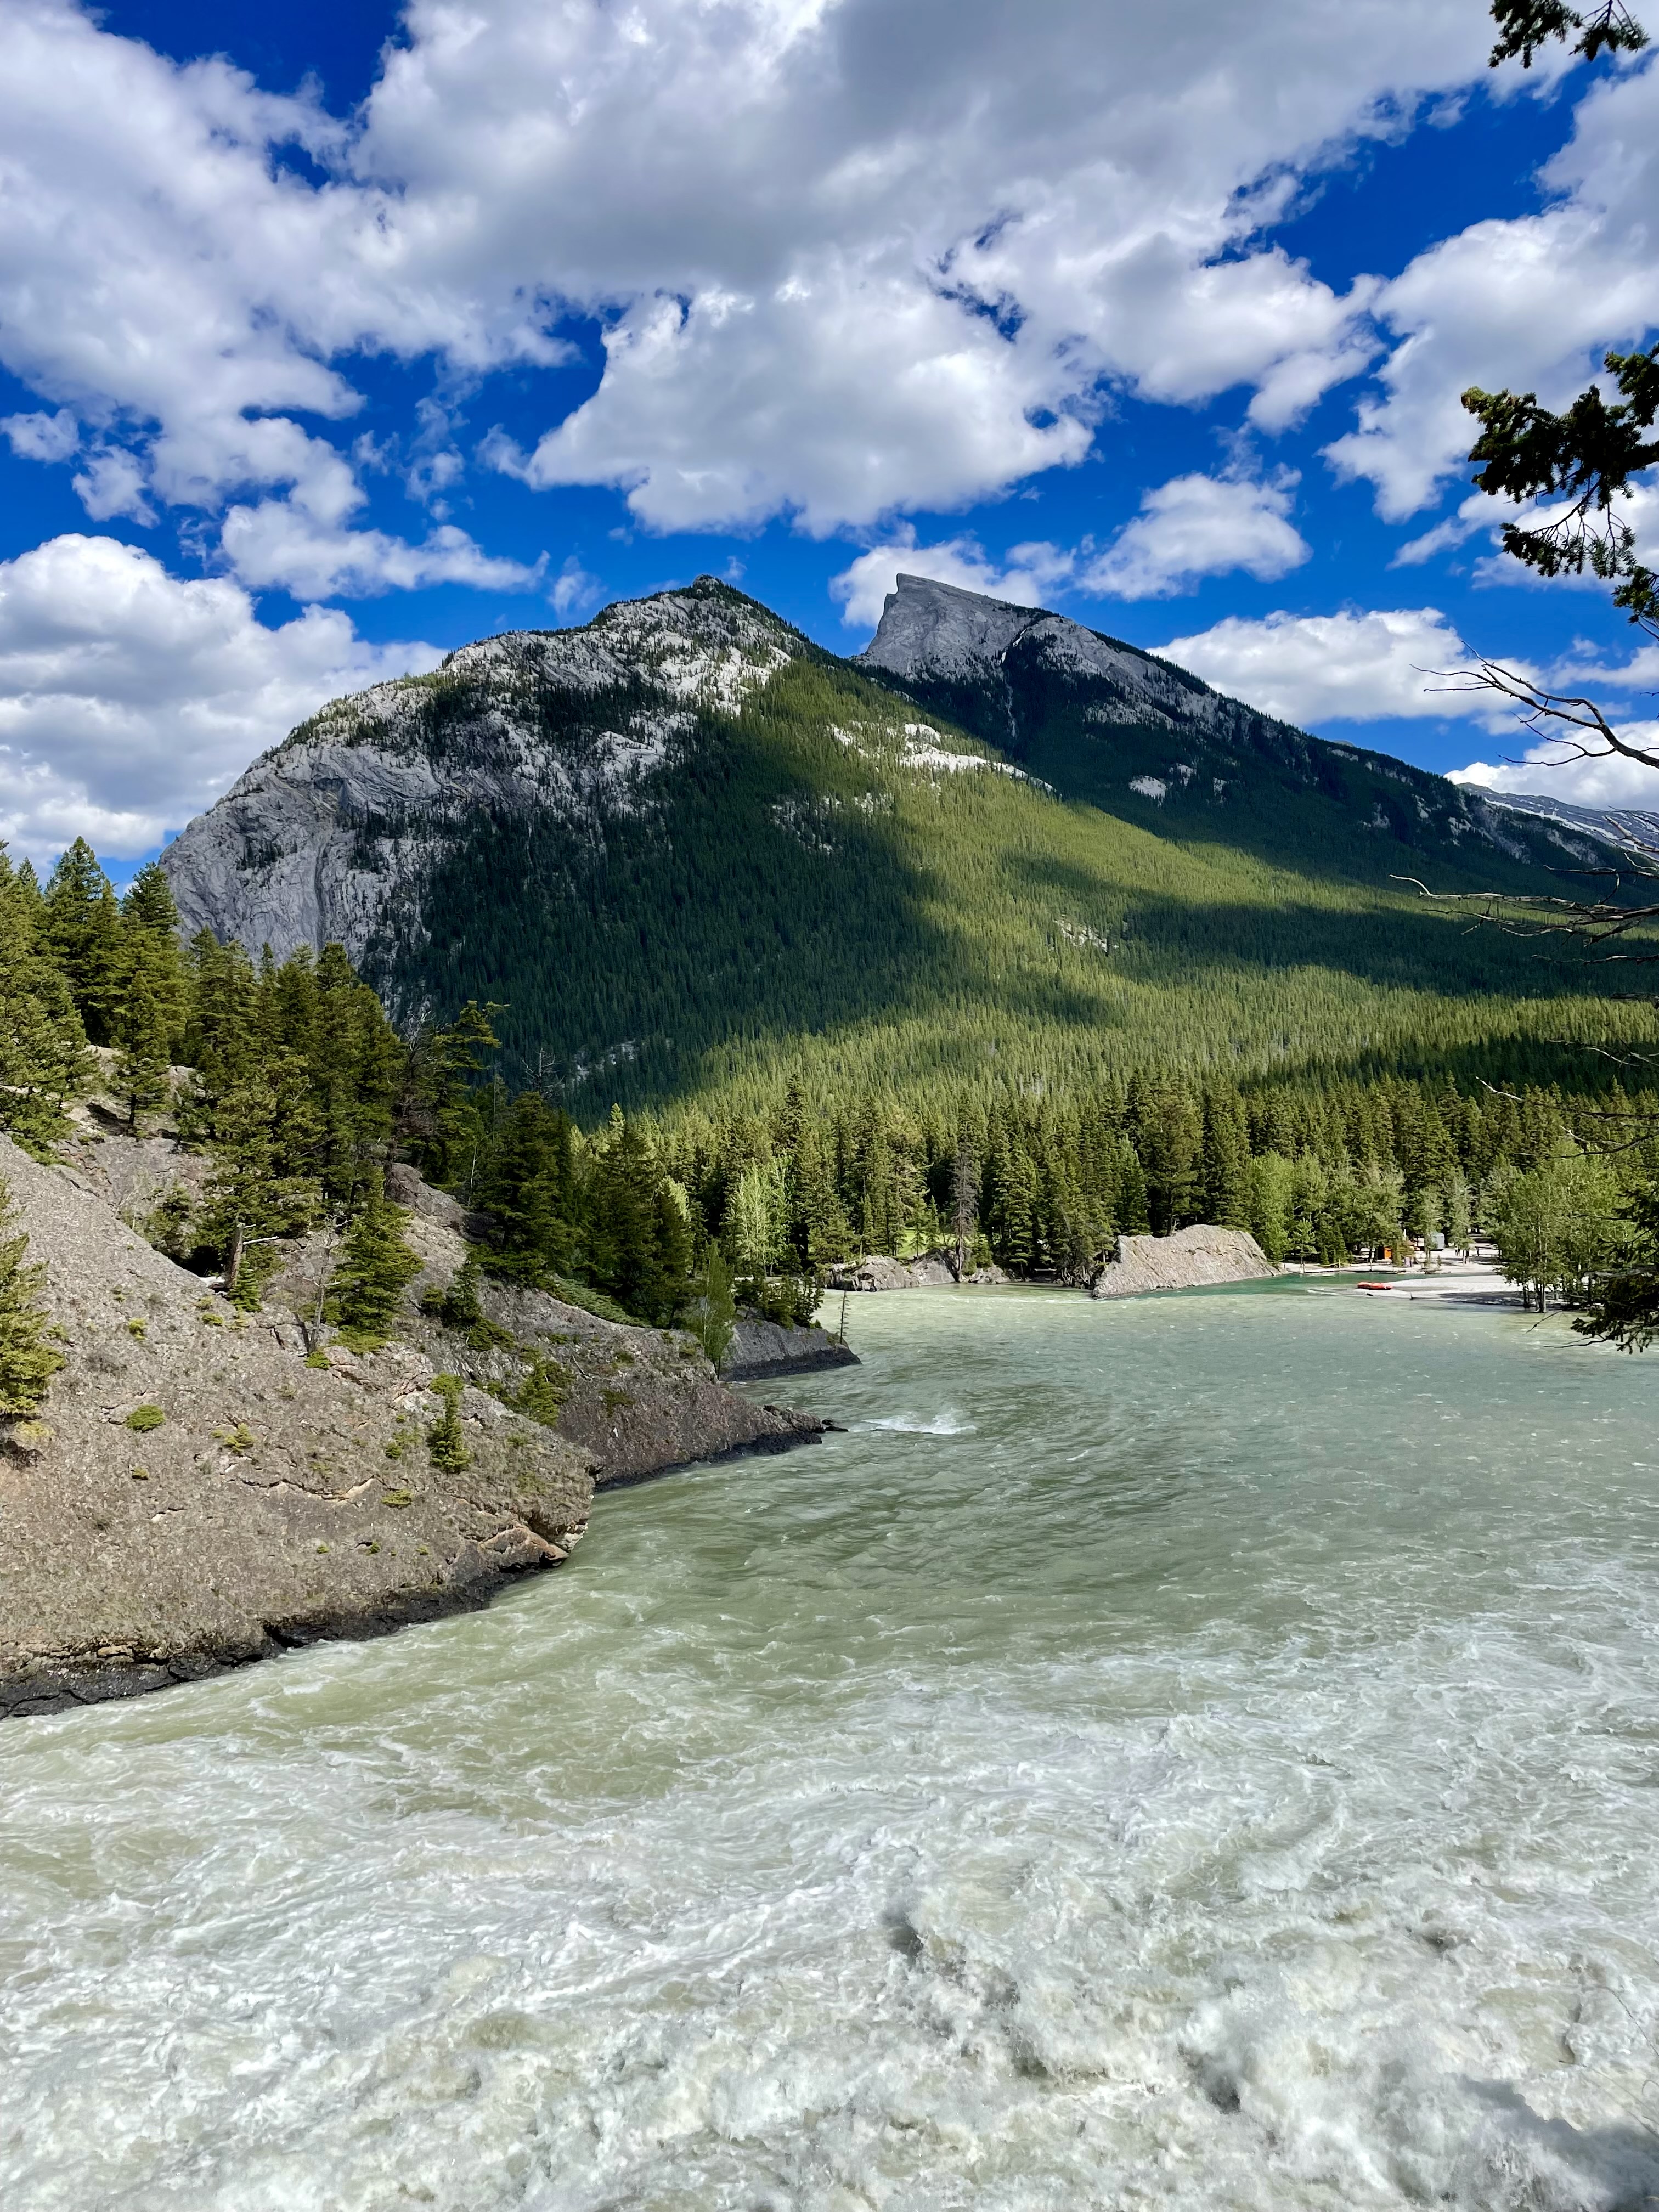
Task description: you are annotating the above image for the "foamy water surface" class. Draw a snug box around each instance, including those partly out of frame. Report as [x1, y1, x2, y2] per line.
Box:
[5, 1281, 1659, 2210]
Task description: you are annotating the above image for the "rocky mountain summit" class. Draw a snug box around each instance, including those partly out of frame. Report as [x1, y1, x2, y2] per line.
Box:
[156, 573, 1612, 1113]
[859, 571, 1238, 745]
[162, 576, 802, 974]
[1476, 786, 1659, 850]
[857, 574, 1592, 873]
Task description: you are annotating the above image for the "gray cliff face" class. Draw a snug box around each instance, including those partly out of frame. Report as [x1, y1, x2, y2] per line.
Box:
[1478, 788, 1659, 850]
[856, 575, 1605, 871]
[721, 1313, 859, 1380]
[160, 577, 799, 968]
[858, 573, 1038, 689]
[858, 573, 1226, 742]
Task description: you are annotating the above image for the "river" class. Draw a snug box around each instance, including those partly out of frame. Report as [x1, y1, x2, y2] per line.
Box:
[5, 1280, 1659, 2210]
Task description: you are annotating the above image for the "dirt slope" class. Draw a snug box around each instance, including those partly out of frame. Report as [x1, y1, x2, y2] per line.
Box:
[0, 1135, 821, 1717]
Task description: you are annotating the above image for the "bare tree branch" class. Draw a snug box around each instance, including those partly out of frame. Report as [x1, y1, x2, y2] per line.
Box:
[1425, 661, 1659, 774]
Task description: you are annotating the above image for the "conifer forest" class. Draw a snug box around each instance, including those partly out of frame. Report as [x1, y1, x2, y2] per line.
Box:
[6, 825, 1657, 1342]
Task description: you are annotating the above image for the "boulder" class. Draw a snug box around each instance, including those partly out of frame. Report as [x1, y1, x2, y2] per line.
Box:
[1090, 1225, 1276, 1299]
[830, 1249, 963, 1291]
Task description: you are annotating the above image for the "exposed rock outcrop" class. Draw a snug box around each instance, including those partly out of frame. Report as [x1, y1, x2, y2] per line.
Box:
[828, 1248, 1009, 1291]
[1090, 1225, 1277, 1298]
[859, 573, 1232, 747]
[159, 578, 802, 972]
[830, 1251, 955, 1291]
[856, 574, 1602, 871]
[721, 1314, 859, 1382]
[0, 1137, 824, 1717]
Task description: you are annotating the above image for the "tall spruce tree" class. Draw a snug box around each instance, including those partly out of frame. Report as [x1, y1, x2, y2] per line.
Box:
[0, 1175, 65, 1418]
[196, 1062, 321, 1307]
[0, 847, 91, 1155]
[1201, 1088, 1251, 1229]
[481, 1093, 579, 1283]
[43, 840, 124, 1046]
[112, 967, 173, 1134]
[327, 1169, 423, 1344]
[120, 865, 188, 1054]
[587, 1110, 690, 1323]
[311, 944, 402, 1203]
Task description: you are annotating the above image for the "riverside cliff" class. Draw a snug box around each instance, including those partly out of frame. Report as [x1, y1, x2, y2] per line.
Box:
[0, 1135, 823, 1718]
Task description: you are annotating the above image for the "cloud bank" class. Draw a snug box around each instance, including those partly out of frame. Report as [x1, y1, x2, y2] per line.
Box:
[1156, 606, 1521, 727]
[0, 0, 1506, 570]
[0, 537, 439, 865]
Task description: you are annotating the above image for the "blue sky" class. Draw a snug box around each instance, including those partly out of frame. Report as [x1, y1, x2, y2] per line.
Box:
[1, 0, 1656, 874]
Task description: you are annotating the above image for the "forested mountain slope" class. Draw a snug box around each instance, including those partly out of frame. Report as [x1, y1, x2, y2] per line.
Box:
[160, 577, 1633, 1116]
[857, 574, 1575, 878]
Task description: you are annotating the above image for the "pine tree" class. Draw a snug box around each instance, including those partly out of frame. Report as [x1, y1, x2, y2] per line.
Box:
[120, 865, 188, 1054]
[0, 845, 91, 1155]
[1201, 1087, 1251, 1228]
[1115, 1145, 1151, 1235]
[1245, 1152, 1295, 1263]
[427, 1373, 471, 1469]
[514, 1354, 569, 1425]
[308, 944, 402, 1203]
[436, 1251, 484, 1327]
[726, 1157, 780, 1279]
[112, 966, 172, 1134]
[43, 840, 123, 1045]
[587, 1111, 690, 1323]
[196, 1066, 321, 1308]
[686, 1243, 736, 1365]
[398, 1001, 503, 1188]
[481, 1093, 578, 1283]
[0, 1175, 65, 1418]
[787, 1116, 852, 1272]
[326, 1169, 422, 1344]
[652, 1181, 692, 1319]
[951, 1128, 977, 1278]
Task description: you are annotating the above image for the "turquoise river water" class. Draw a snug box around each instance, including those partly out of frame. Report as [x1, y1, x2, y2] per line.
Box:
[5, 1280, 1659, 2210]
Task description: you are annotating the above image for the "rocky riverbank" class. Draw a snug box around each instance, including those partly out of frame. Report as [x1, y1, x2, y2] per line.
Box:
[0, 1135, 825, 1719]
[828, 1250, 1009, 1290]
[721, 1313, 859, 1382]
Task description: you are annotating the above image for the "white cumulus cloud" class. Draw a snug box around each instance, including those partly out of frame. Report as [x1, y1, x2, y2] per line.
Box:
[2, 408, 77, 463]
[834, 470, 1310, 626]
[219, 502, 540, 601]
[1157, 606, 1525, 727]
[1449, 736, 1659, 809]
[0, 0, 1508, 557]
[1082, 470, 1309, 600]
[0, 535, 440, 865]
[1327, 54, 1659, 522]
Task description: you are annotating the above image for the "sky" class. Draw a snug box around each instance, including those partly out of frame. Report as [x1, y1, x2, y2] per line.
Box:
[1, 0, 1657, 876]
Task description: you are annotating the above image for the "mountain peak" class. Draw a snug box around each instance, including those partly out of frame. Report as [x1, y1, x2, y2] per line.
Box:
[856, 569, 1216, 746]
[859, 572, 1051, 681]
[438, 574, 799, 699]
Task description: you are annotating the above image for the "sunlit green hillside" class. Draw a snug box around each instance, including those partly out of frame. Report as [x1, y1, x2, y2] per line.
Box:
[373, 649, 1641, 1121]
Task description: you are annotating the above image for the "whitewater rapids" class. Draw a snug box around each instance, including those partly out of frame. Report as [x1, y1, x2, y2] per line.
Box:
[4, 1281, 1658, 2210]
